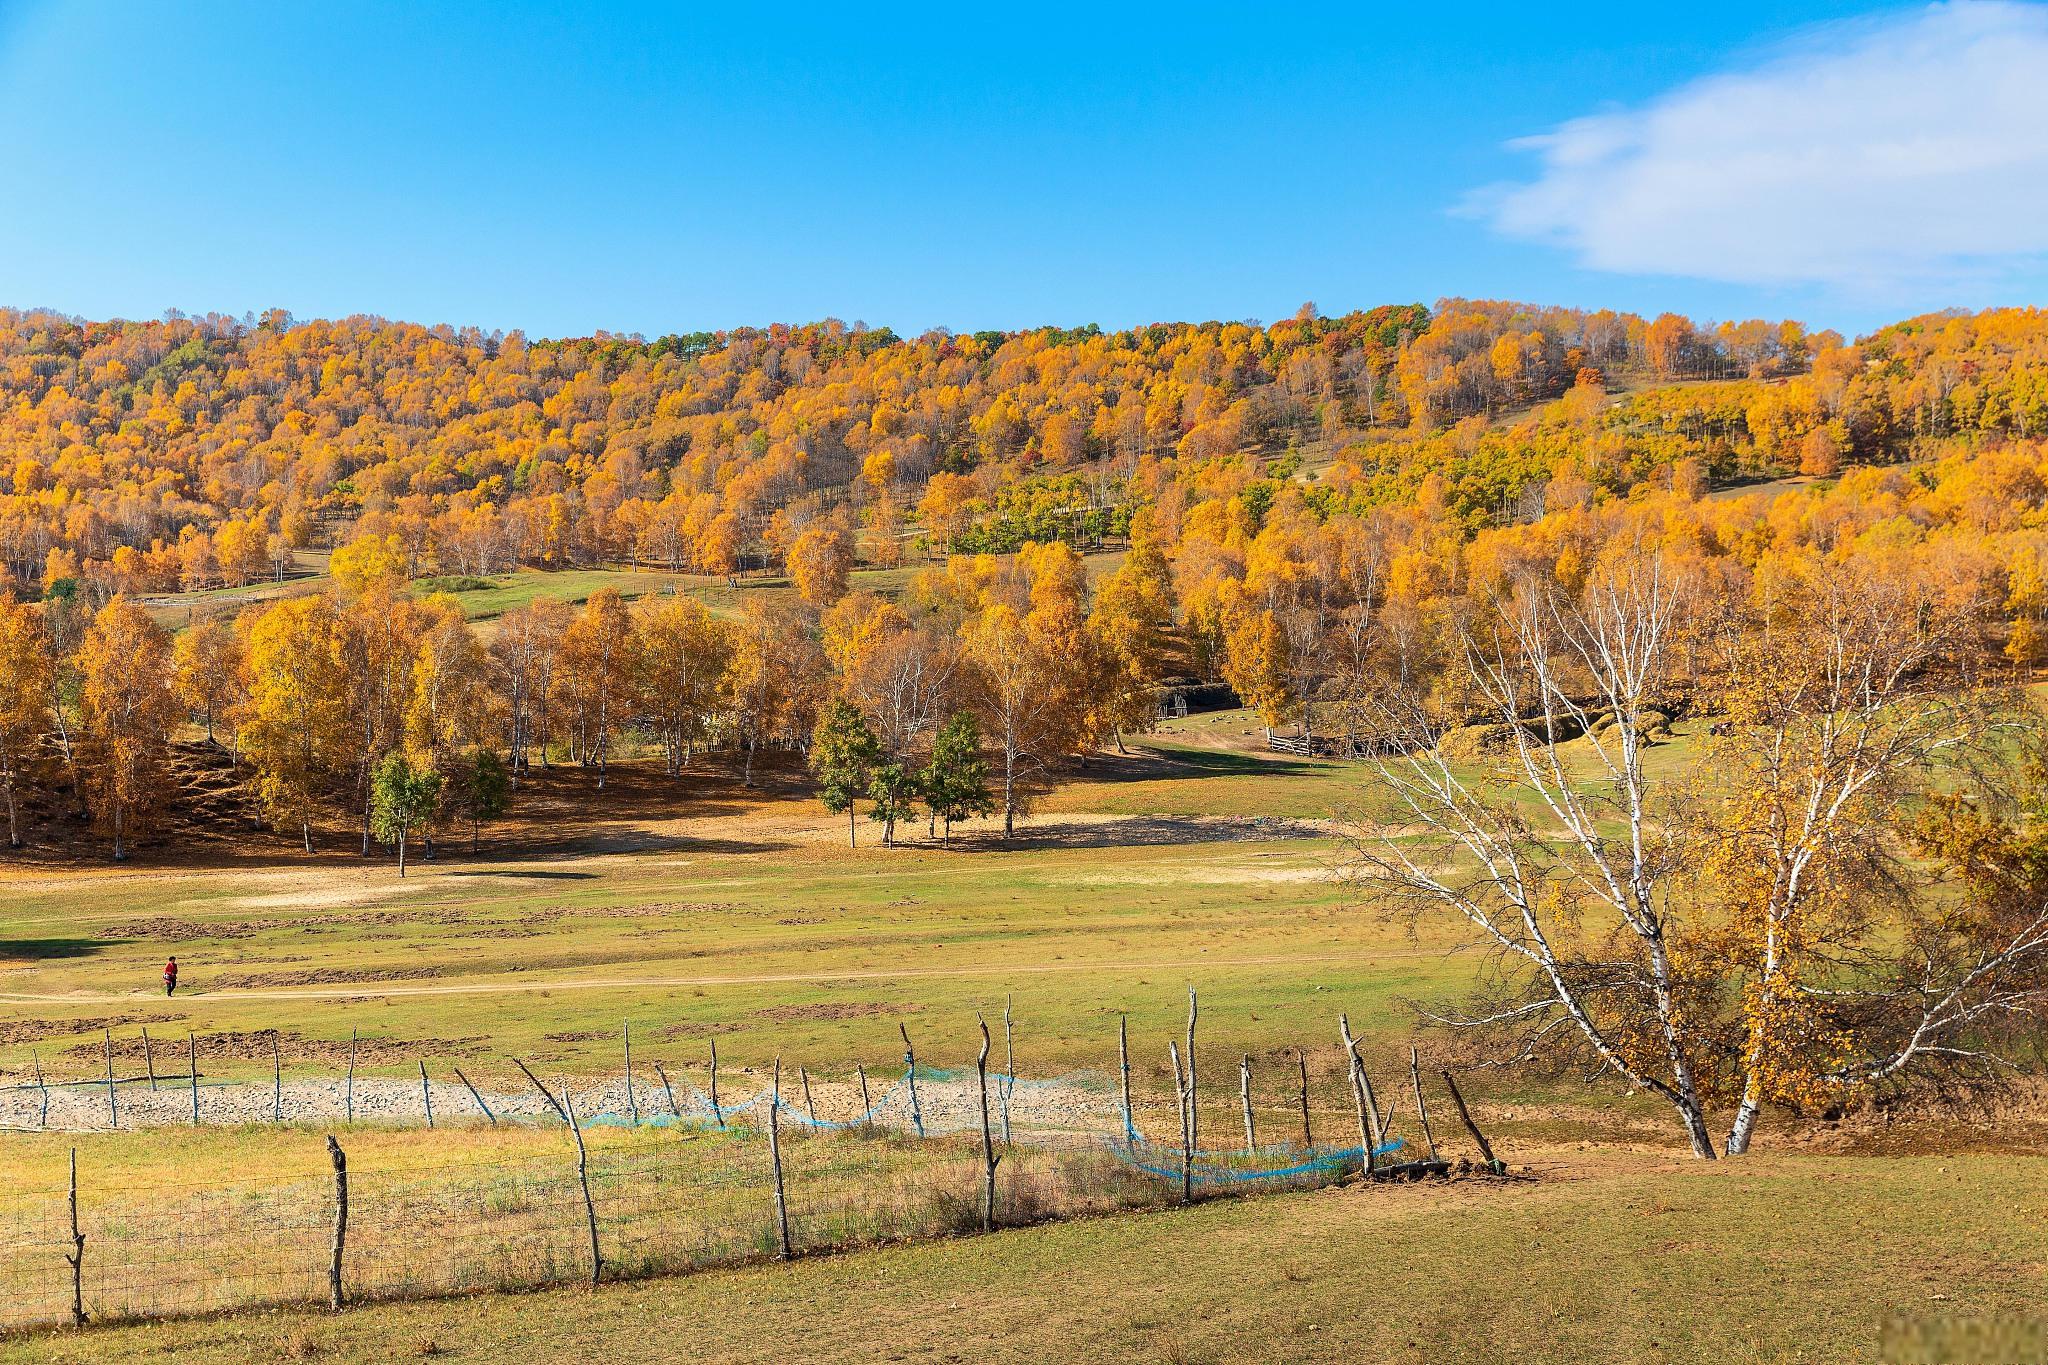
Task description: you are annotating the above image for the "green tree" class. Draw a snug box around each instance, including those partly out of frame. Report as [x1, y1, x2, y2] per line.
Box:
[810, 700, 880, 847]
[867, 761, 921, 847]
[370, 751, 442, 876]
[921, 713, 994, 846]
[449, 747, 512, 852]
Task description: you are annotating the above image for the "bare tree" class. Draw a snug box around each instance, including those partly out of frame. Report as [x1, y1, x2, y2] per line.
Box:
[1348, 555, 1722, 1157]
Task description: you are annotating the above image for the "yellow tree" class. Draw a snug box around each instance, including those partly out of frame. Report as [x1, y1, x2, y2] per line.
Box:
[171, 616, 247, 747]
[1087, 536, 1176, 750]
[728, 598, 827, 786]
[1219, 608, 1290, 740]
[559, 588, 636, 788]
[0, 594, 51, 848]
[338, 586, 426, 853]
[242, 596, 351, 852]
[1702, 554, 1998, 1155]
[635, 595, 734, 775]
[407, 597, 504, 769]
[489, 598, 572, 773]
[788, 521, 855, 607]
[960, 601, 1077, 837]
[76, 597, 179, 860]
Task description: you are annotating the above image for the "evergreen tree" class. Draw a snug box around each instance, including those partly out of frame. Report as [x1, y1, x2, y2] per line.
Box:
[867, 761, 921, 847]
[921, 713, 994, 846]
[810, 699, 880, 847]
[450, 747, 512, 852]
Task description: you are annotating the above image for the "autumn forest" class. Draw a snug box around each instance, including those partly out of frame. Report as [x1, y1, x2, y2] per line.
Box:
[3, 299, 2048, 867]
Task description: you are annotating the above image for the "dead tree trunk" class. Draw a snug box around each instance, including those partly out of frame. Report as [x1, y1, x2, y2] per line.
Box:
[1118, 1015, 1134, 1145]
[1240, 1054, 1256, 1153]
[768, 1059, 792, 1259]
[901, 1024, 924, 1137]
[102, 1030, 117, 1129]
[1410, 1047, 1440, 1161]
[453, 1067, 497, 1124]
[1169, 1041, 1192, 1204]
[1296, 1049, 1312, 1150]
[65, 1148, 85, 1328]
[1339, 1017, 1375, 1176]
[563, 1084, 602, 1284]
[1442, 1070, 1502, 1173]
[976, 1017, 1001, 1233]
[326, 1135, 348, 1311]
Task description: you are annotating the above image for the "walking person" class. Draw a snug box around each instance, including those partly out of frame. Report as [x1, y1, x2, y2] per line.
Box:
[163, 955, 178, 997]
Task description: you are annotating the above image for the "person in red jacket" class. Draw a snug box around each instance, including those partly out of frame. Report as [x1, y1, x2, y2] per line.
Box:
[163, 956, 178, 996]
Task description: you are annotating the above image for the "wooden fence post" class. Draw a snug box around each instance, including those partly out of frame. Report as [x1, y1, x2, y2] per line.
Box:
[142, 1028, 156, 1091]
[976, 1017, 1000, 1233]
[512, 1058, 571, 1125]
[1117, 1015, 1133, 1146]
[709, 1038, 723, 1130]
[1240, 1054, 1256, 1153]
[1338, 1016, 1375, 1176]
[271, 1032, 283, 1124]
[419, 1061, 435, 1128]
[64, 1148, 84, 1328]
[768, 1059, 792, 1260]
[900, 1024, 924, 1137]
[33, 1050, 49, 1129]
[453, 1066, 497, 1124]
[1441, 1070, 1502, 1173]
[1296, 1049, 1312, 1151]
[326, 1135, 348, 1311]
[345, 1029, 357, 1124]
[1000, 996, 1014, 1147]
[654, 1062, 680, 1118]
[1411, 1047, 1440, 1161]
[102, 1029, 118, 1129]
[622, 1021, 637, 1124]
[1184, 988, 1198, 1163]
[562, 1084, 602, 1284]
[1168, 1041, 1192, 1204]
[800, 1065, 817, 1124]
[856, 1064, 871, 1128]
[187, 1035, 199, 1126]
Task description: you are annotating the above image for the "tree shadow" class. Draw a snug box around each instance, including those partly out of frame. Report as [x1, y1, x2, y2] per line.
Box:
[0, 937, 114, 961]
[1074, 744, 1325, 784]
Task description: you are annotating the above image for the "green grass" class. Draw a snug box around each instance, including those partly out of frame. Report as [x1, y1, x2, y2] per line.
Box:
[9, 1152, 2042, 1363]
[0, 706, 1723, 1092]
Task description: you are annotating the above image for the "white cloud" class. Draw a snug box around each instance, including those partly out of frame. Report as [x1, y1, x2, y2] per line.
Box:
[1473, 2, 2048, 293]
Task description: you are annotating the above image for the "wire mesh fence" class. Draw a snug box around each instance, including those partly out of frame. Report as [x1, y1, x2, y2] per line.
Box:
[0, 1008, 1481, 1335]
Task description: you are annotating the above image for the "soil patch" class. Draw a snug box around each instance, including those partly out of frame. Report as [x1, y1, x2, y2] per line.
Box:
[752, 1002, 921, 1023]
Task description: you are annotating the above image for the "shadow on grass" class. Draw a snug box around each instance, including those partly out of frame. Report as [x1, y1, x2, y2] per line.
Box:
[0, 937, 115, 961]
[1075, 744, 1327, 785]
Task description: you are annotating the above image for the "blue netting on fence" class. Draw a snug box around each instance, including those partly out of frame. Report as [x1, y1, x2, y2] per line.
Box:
[1109, 1136, 1403, 1185]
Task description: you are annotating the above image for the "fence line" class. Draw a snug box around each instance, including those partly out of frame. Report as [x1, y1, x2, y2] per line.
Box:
[0, 1000, 1492, 1335]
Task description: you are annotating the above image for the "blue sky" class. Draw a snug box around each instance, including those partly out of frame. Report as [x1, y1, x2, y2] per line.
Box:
[2, 1, 2044, 339]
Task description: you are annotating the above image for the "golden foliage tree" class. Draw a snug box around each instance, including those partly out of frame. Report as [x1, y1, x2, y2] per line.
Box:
[76, 597, 178, 860]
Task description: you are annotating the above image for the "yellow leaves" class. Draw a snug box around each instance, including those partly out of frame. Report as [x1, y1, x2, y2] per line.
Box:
[76, 597, 179, 850]
[1219, 609, 1289, 729]
[330, 533, 409, 598]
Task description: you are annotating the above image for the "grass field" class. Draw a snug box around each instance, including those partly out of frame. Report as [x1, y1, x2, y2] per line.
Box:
[4, 695, 2045, 1359]
[0, 710, 1502, 1092]
[7, 1150, 2042, 1364]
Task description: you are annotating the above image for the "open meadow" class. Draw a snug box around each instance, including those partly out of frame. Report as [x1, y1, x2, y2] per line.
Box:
[5, 706, 2046, 1359]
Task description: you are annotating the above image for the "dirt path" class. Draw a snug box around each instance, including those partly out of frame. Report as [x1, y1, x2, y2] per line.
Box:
[0, 949, 1403, 1004]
